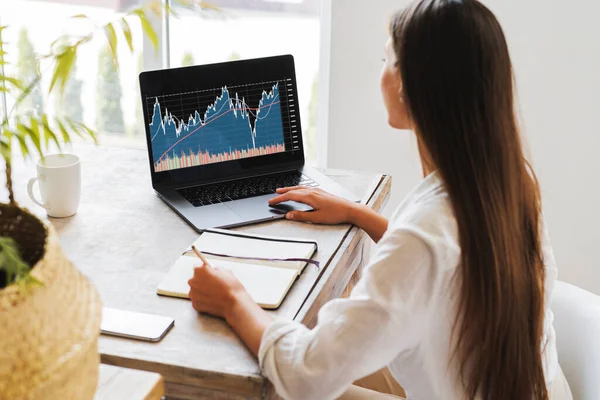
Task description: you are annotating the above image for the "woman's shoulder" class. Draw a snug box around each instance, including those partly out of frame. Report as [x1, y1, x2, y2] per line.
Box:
[387, 178, 460, 271]
[390, 172, 451, 222]
[390, 174, 455, 234]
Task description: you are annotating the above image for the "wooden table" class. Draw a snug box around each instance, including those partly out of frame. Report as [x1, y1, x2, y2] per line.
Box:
[96, 364, 164, 400]
[10, 144, 391, 399]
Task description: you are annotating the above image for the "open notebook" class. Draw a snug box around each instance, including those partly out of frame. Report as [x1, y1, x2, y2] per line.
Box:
[157, 229, 318, 309]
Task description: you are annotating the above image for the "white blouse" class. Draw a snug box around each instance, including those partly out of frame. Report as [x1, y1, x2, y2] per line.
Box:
[258, 172, 559, 400]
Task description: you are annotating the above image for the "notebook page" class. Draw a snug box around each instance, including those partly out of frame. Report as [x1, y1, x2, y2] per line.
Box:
[192, 230, 316, 272]
[157, 256, 298, 309]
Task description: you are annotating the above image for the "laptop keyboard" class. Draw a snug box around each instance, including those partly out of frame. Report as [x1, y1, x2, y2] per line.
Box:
[177, 170, 319, 207]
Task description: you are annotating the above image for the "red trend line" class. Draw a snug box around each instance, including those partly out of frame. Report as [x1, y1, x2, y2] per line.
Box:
[157, 101, 281, 163]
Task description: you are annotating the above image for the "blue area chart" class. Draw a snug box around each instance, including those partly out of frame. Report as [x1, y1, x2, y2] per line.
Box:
[149, 84, 285, 172]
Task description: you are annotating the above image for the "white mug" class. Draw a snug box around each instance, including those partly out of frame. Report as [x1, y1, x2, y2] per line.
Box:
[27, 154, 81, 218]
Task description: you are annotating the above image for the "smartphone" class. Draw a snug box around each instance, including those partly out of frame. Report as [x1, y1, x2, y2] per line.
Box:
[100, 307, 175, 342]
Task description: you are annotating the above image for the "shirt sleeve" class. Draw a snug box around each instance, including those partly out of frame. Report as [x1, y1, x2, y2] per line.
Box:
[258, 228, 436, 400]
[540, 218, 559, 381]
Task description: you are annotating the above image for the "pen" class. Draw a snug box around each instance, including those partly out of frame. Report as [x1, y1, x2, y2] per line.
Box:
[191, 245, 211, 266]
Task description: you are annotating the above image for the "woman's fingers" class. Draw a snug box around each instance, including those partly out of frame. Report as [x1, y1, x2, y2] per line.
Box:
[188, 264, 218, 291]
[189, 264, 207, 284]
[268, 190, 315, 207]
[286, 211, 316, 222]
[275, 185, 308, 194]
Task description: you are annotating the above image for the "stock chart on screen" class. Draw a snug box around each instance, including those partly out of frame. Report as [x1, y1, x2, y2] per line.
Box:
[148, 80, 292, 173]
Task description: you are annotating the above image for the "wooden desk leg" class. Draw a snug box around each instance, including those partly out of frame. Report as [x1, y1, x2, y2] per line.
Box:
[340, 236, 369, 299]
[302, 232, 369, 330]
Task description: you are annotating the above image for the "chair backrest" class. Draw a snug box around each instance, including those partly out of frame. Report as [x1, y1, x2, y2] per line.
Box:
[551, 280, 600, 400]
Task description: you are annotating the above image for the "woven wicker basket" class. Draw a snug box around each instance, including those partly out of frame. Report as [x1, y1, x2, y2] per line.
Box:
[0, 210, 103, 399]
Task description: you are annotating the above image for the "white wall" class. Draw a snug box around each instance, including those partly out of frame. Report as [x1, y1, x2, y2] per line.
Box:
[320, 0, 600, 294]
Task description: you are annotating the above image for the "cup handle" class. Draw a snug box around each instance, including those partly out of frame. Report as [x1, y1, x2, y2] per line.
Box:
[27, 177, 49, 210]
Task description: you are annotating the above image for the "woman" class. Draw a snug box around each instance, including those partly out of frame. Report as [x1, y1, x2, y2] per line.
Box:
[188, 0, 573, 399]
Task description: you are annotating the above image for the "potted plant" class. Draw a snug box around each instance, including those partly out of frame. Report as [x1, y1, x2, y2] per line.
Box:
[0, 1, 213, 398]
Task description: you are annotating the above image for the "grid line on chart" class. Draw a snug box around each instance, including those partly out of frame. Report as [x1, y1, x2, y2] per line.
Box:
[145, 80, 286, 102]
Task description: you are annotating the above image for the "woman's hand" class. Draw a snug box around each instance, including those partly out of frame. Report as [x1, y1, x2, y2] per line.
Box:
[268, 186, 358, 225]
[188, 263, 248, 320]
[188, 262, 274, 356]
[269, 186, 390, 242]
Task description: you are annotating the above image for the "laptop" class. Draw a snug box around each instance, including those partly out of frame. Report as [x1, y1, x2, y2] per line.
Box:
[139, 55, 359, 231]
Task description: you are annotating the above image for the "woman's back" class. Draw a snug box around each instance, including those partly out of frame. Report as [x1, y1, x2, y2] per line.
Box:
[258, 170, 559, 400]
[379, 172, 559, 399]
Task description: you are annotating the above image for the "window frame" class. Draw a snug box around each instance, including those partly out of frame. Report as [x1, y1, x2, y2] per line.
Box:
[144, 0, 328, 167]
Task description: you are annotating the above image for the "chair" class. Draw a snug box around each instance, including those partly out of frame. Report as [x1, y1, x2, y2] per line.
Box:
[551, 280, 600, 400]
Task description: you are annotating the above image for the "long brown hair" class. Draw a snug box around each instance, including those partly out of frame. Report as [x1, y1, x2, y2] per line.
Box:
[391, 1, 547, 399]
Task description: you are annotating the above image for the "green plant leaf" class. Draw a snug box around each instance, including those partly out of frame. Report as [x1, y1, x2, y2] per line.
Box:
[28, 117, 43, 158]
[164, 3, 180, 18]
[42, 115, 61, 151]
[0, 237, 41, 289]
[50, 34, 68, 50]
[14, 76, 41, 111]
[15, 120, 42, 159]
[65, 118, 97, 144]
[0, 75, 22, 89]
[21, 274, 43, 288]
[75, 35, 93, 47]
[12, 129, 30, 160]
[42, 118, 50, 148]
[66, 118, 88, 141]
[55, 117, 71, 143]
[66, 118, 78, 134]
[133, 9, 158, 51]
[104, 23, 119, 67]
[2, 127, 11, 139]
[49, 46, 77, 94]
[120, 18, 134, 53]
[0, 132, 12, 160]
[71, 14, 89, 19]
[76, 121, 98, 144]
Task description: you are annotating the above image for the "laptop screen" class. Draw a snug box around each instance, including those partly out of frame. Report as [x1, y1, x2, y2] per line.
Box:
[140, 55, 304, 186]
[149, 83, 286, 172]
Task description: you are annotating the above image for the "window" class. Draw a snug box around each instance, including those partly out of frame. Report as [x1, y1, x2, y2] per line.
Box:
[1, 0, 320, 162]
[168, 0, 321, 162]
[0, 0, 143, 148]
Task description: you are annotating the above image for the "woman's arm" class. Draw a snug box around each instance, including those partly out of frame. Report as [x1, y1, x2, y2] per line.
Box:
[268, 187, 389, 243]
[225, 291, 272, 356]
[348, 203, 389, 243]
[189, 230, 434, 400]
